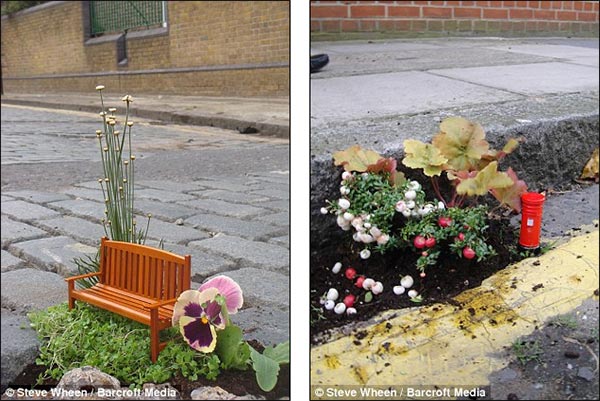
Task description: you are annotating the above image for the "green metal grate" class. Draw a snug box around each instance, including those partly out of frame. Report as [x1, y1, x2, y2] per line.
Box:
[89, 1, 165, 36]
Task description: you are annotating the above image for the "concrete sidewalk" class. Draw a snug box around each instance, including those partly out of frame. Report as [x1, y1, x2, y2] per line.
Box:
[1, 93, 289, 138]
[310, 36, 599, 240]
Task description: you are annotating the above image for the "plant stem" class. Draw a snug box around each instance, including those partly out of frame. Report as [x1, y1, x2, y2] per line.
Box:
[431, 177, 447, 207]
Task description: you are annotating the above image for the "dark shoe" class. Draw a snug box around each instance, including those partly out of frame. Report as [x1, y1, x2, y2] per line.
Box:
[311, 54, 329, 73]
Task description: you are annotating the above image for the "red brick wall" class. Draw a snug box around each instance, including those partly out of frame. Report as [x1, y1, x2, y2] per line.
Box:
[311, 1, 599, 35]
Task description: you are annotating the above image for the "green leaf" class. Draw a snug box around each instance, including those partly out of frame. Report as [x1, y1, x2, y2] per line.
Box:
[432, 117, 489, 171]
[402, 139, 448, 177]
[364, 291, 373, 303]
[215, 325, 250, 370]
[333, 145, 382, 172]
[456, 161, 513, 196]
[490, 168, 528, 212]
[250, 347, 280, 392]
[263, 341, 289, 364]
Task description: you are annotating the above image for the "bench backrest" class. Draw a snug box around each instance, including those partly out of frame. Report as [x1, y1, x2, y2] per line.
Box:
[100, 237, 191, 300]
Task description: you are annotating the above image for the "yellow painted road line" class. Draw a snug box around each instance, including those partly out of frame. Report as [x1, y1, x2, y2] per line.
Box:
[311, 230, 599, 388]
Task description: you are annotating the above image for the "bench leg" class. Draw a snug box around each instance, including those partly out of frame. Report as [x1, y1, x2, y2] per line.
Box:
[150, 309, 159, 363]
[67, 281, 75, 310]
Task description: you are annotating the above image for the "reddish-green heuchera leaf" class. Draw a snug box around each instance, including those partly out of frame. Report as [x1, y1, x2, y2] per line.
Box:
[490, 168, 528, 212]
[432, 117, 489, 171]
[456, 161, 513, 196]
[367, 157, 406, 186]
[333, 145, 382, 172]
[402, 139, 448, 177]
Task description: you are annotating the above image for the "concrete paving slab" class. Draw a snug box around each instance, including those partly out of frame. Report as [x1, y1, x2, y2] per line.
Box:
[190, 189, 270, 204]
[136, 180, 205, 193]
[310, 71, 521, 128]
[430, 62, 599, 95]
[566, 56, 600, 67]
[179, 198, 268, 219]
[3, 190, 70, 204]
[0, 195, 14, 202]
[185, 214, 284, 241]
[10, 236, 97, 277]
[1, 311, 40, 386]
[188, 234, 289, 272]
[135, 188, 196, 203]
[133, 199, 199, 221]
[256, 211, 289, 227]
[234, 306, 289, 346]
[1, 216, 48, 247]
[1, 268, 67, 313]
[1, 200, 60, 220]
[485, 44, 599, 60]
[1, 250, 24, 273]
[141, 216, 209, 244]
[60, 187, 104, 201]
[269, 235, 289, 249]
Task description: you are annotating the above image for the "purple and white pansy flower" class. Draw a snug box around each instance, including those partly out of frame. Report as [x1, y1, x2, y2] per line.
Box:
[172, 287, 226, 353]
[199, 275, 244, 315]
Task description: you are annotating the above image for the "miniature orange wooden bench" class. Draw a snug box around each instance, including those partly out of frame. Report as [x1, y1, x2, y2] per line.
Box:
[66, 237, 191, 362]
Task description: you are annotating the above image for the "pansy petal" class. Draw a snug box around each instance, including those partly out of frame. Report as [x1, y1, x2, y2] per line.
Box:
[204, 300, 225, 329]
[199, 275, 244, 314]
[172, 290, 203, 326]
[179, 316, 217, 353]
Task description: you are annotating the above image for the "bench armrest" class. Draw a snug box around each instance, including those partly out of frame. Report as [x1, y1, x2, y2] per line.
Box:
[65, 272, 101, 282]
[145, 298, 178, 310]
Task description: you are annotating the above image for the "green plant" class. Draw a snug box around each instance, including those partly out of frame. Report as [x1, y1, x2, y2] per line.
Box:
[512, 339, 543, 365]
[73, 86, 152, 287]
[548, 315, 579, 330]
[402, 117, 526, 212]
[28, 303, 220, 387]
[249, 342, 289, 392]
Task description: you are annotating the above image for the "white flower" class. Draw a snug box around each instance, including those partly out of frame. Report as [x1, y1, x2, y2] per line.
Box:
[408, 289, 419, 298]
[342, 171, 353, 180]
[359, 233, 375, 243]
[326, 288, 339, 301]
[363, 222, 371, 229]
[360, 249, 371, 259]
[337, 215, 347, 227]
[352, 232, 361, 242]
[320, 207, 329, 215]
[393, 285, 405, 295]
[332, 262, 342, 274]
[371, 282, 384, 295]
[405, 200, 416, 209]
[340, 186, 350, 195]
[438, 201, 445, 210]
[400, 275, 414, 289]
[95, 85, 105, 91]
[404, 190, 417, 200]
[411, 210, 419, 218]
[369, 226, 381, 238]
[343, 212, 354, 221]
[362, 278, 375, 290]
[338, 198, 350, 210]
[351, 217, 363, 228]
[401, 210, 412, 218]
[341, 225, 351, 231]
[408, 180, 421, 191]
[346, 307, 357, 315]
[395, 200, 407, 212]
[324, 300, 335, 310]
[364, 214, 371, 221]
[361, 173, 369, 178]
[377, 234, 390, 245]
[334, 303, 347, 315]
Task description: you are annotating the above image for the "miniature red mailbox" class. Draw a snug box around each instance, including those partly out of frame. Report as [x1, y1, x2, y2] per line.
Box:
[519, 192, 546, 249]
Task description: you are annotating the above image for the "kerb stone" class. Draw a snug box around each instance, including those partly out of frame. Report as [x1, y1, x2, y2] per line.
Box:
[1, 311, 40, 386]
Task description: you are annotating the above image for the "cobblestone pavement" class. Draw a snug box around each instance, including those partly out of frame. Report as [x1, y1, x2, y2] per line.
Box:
[0, 104, 289, 385]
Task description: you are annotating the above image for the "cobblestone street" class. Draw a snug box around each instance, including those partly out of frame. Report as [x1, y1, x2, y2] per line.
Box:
[1, 104, 290, 385]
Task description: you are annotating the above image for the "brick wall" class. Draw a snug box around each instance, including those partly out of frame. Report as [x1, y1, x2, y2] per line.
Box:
[1, 1, 289, 96]
[311, 1, 599, 36]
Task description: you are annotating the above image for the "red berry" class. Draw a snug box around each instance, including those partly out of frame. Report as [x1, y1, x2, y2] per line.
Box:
[458, 233, 465, 241]
[413, 235, 426, 249]
[425, 237, 436, 248]
[420, 272, 426, 278]
[354, 276, 366, 288]
[343, 294, 356, 308]
[345, 267, 357, 280]
[421, 251, 428, 257]
[438, 217, 452, 228]
[462, 247, 476, 260]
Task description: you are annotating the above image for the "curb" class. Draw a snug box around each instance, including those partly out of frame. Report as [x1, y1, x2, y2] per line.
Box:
[311, 229, 599, 390]
[0, 98, 289, 139]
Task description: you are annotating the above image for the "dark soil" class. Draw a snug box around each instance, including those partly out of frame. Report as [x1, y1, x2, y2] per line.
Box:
[6, 341, 289, 400]
[310, 216, 525, 344]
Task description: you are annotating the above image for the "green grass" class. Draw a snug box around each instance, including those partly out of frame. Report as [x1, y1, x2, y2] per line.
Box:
[28, 303, 221, 387]
[512, 339, 544, 366]
[548, 314, 579, 330]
